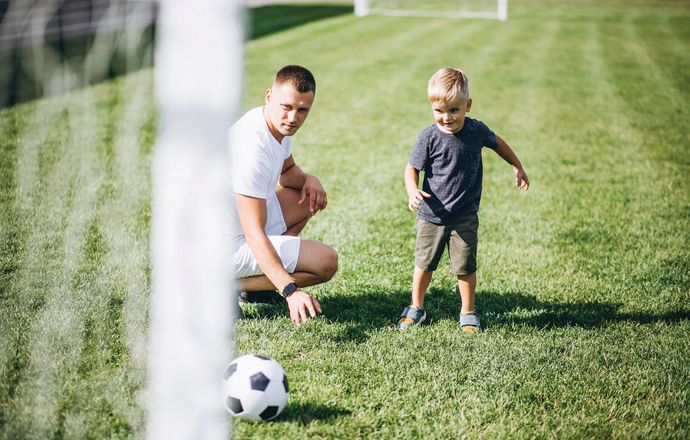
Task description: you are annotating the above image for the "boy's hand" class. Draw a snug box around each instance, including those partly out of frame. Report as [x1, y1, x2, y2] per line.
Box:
[286, 290, 322, 325]
[515, 168, 529, 190]
[408, 189, 431, 211]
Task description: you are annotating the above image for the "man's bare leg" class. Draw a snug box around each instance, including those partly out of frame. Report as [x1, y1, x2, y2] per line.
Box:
[237, 240, 338, 291]
[238, 187, 337, 292]
[277, 186, 312, 236]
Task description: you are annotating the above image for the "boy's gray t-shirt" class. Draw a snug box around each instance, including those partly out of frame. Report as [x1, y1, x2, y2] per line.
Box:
[409, 117, 498, 224]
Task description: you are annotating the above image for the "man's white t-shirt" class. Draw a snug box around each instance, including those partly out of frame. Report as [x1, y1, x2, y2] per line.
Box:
[229, 106, 292, 250]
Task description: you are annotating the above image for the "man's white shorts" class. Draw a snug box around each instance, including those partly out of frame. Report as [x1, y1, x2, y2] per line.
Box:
[232, 195, 301, 278]
[233, 235, 301, 278]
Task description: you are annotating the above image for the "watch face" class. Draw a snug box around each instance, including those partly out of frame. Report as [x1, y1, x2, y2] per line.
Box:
[283, 283, 298, 296]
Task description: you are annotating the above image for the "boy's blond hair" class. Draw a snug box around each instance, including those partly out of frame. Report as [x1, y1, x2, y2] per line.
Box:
[428, 68, 469, 103]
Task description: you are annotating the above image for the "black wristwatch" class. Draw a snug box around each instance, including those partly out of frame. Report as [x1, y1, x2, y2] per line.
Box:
[281, 282, 299, 298]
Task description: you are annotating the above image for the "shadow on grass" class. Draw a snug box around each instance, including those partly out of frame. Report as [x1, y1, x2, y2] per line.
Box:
[247, 4, 353, 40]
[478, 291, 690, 330]
[244, 287, 689, 338]
[276, 401, 351, 425]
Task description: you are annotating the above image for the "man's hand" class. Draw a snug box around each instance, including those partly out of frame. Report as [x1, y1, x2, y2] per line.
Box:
[299, 175, 327, 215]
[407, 188, 431, 211]
[515, 168, 529, 190]
[286, 290, 322, 325]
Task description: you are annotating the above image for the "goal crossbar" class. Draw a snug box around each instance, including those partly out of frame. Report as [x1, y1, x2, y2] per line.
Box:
[355, 0, 508, 21]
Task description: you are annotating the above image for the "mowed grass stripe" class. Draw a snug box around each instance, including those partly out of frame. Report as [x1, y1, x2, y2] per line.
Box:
[606, 16, 690, 251]
[10, 90, 109, 438]
[597, 17, 690, 309]
[97, 71, 153, 371]
[0, 109, 28, 416]
[8, 72, 154, 439]
[622, 14, 686, 114]
[626, 13, 690, 163]
[470, 19, 561, 301]
[645, 14, 690, 107]
[1, 98, 81, 429]
[554, 19, 647, 302]
[514, 16, 642, 305]
[55, 73, 154, 437]
[501, 17, 690, 434]
[90, 72, 154, 435]
[4, 76, 152, 438]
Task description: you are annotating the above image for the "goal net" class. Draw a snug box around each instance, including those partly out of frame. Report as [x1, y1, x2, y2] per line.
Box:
[0, 0, 240, 438]
[355, 0, 507, 21]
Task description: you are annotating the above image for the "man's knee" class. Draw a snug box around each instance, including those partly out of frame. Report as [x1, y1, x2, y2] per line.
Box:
[320, 246, 338, 281]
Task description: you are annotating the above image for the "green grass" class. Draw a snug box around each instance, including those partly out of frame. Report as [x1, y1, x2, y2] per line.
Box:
[1, 0, 689, 438]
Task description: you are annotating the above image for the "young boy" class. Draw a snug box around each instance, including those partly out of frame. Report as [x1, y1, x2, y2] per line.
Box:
[397, 67, 529, 332]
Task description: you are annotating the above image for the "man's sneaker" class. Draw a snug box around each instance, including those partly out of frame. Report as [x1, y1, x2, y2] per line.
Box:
[459, 312, 481, 332]
[239, 290, 285, 304]
[396, 306, 427, 330]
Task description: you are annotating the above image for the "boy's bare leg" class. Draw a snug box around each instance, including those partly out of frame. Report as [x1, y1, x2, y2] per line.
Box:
[412, 266, 433, 309]
[458, 272, 476, 314]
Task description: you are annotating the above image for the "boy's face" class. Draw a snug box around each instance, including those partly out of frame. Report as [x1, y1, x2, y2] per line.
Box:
[264, 82, 314, 141]
[431, 96, 472, 134]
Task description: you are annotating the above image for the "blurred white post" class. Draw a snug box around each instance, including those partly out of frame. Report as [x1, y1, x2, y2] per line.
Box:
[498, 0, 508, 21]
[147, 0, 242, 438]
[354, 0, 369, 16]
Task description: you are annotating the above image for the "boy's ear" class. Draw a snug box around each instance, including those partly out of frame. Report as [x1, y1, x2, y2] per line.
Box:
[466, 98, 472, 112]
[264, 87, 272, 104]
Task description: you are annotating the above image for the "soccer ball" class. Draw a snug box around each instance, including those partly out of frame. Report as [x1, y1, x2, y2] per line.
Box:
[222, 354, 289, 421]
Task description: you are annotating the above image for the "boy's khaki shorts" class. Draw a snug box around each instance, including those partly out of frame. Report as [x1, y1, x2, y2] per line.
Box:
[415, 213, 478, 275]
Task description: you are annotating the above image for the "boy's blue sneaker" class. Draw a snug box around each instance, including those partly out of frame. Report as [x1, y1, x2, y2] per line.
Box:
[459, 312, 481, 332]
[396, 306, 427, 330]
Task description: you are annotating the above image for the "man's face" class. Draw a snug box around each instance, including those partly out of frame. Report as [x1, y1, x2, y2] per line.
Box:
[431, 95, 472, 134]
[264, 83, 315, 141]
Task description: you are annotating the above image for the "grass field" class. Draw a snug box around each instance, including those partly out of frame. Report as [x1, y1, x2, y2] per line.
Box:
[1, 0, 689, 438]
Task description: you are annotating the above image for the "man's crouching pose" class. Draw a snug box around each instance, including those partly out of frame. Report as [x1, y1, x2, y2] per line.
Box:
[229, 65, 338, 325]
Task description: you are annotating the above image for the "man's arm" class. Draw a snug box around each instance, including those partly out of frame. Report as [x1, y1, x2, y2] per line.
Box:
[279, 155, 327, 214]
[493, 135, 529, 190]
[235, 194, 321, 324]
[235, 194, 295, 290]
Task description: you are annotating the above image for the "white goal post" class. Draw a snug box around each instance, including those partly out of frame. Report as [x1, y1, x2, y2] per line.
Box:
[355, 0, 508, 21]
[148, 0, 241, 439]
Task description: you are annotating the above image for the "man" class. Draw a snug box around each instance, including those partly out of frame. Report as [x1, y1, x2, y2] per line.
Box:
[229, 65, 338, 325]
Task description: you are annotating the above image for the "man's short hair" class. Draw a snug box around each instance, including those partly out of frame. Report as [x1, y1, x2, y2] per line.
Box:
[428, 68, 469, 103]
[275, 65, 316, 94]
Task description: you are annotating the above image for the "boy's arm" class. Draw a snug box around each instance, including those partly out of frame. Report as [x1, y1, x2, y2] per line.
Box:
[493, 135, 529, 190]
[404, 163, 431, 211]
[279, 155, 327, 215]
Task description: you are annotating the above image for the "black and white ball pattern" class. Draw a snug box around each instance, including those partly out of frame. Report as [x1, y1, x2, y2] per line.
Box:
[222, 354, 289, 421]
